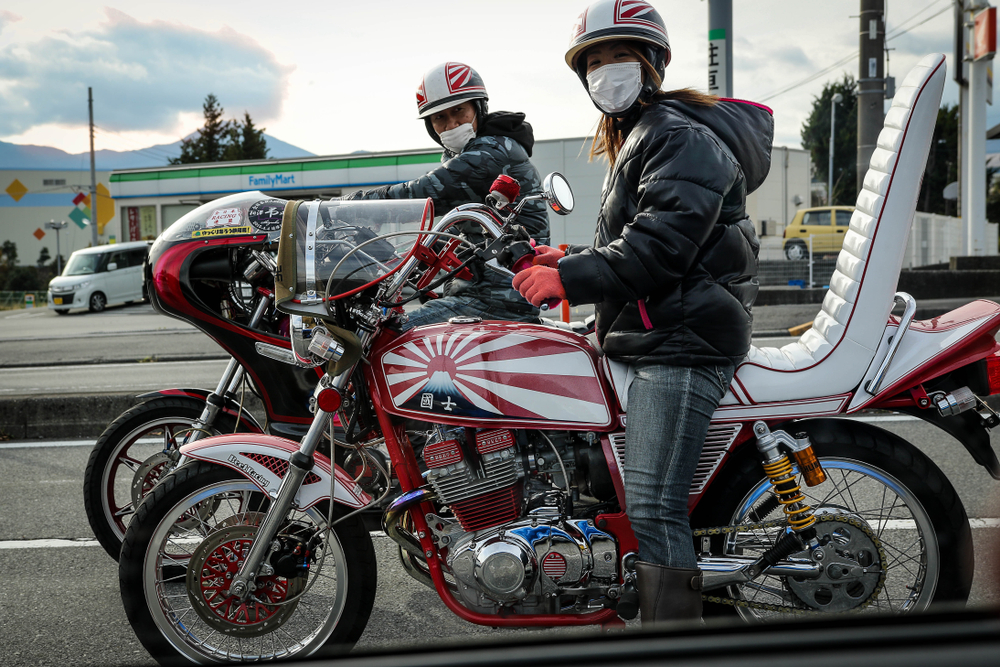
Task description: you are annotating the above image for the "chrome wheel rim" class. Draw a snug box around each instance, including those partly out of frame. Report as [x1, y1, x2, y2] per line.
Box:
[724, 457, 937, 620]
[141, 479, 349, 663]
[101, 418, 210, 542]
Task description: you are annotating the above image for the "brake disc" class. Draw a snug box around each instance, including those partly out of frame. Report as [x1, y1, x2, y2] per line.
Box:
[130, 452, 173, 508]
[186, 520, 305, 637]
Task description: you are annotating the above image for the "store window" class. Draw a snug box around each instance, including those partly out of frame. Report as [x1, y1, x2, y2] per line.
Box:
[122, 206, 158, 240]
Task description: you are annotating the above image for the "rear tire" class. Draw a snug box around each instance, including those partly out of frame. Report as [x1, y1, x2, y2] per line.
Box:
[120, 461, 377, 665]
[83, 396, 245, 560]
[692, 418, 973, 618]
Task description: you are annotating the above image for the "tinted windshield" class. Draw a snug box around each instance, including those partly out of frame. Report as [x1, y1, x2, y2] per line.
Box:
[62, 253, 100, 276]
[275, 198, 432, 317]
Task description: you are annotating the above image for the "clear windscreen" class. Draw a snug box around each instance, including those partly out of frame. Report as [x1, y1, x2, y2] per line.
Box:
[275, 198, 433, 316]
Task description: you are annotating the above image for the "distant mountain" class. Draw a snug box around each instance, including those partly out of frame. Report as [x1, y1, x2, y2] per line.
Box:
[0, 133, 315, 171]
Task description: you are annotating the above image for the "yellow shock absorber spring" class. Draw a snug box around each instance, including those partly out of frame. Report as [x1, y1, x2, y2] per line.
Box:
[761, 456, 816, 531]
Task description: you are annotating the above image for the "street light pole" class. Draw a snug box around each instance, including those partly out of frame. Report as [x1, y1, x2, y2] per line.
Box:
[44, 220, 68, 275]
[829, 93, 843, 205]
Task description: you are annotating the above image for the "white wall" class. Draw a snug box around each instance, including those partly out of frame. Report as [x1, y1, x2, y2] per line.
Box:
[530, 139, 811, 248]
[904, 212, 999, 268]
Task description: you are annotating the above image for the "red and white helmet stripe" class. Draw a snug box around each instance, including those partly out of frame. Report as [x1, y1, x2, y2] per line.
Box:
[565, 0, 671, 72]
[416, 62, 489, 119]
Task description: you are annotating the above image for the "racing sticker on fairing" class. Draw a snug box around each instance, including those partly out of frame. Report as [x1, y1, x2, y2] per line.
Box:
[192, 226, 253, 238]
[206, 208, 243, 228]
[247, 199, 285, 232]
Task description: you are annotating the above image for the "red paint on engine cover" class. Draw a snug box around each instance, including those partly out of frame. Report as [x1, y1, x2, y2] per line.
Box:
[423, 439, 463, 468]
[476, 428, 515, 454]
[451, 483, 523, 532]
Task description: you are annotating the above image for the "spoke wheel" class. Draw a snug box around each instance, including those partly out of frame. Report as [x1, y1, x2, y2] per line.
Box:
[119, 461, 376, 665]
[692, 418, 972, 620]
[83, 397, 243, 560]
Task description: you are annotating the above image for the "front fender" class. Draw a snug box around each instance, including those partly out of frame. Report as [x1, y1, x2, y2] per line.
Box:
[179, 434, 371, 510]
[139, 387, 265, 433]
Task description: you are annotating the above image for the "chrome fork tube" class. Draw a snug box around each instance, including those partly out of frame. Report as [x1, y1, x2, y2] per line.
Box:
[228, 405, 332, 599]
[186, 295, 271, 445]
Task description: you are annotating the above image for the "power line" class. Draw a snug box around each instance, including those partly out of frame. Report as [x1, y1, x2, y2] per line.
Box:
[756, 2, 952, 104]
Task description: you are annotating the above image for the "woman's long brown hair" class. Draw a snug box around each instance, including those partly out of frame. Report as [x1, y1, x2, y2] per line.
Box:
[588, 43, 718, 166]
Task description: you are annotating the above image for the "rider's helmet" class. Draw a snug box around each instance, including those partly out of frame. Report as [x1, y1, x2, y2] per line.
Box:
[416, 62, 489, 145]
[565, 0, 671, 102]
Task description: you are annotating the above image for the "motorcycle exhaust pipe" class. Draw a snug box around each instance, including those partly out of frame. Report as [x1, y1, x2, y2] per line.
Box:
[382, 488, 437, 557]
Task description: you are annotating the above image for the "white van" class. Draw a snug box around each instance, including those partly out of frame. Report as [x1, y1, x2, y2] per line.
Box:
[47, 241, 151, 314]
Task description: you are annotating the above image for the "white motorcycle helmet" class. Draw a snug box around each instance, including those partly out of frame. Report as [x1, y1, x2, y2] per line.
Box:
[565, 0, 671, 104]
[416, 62, 490, 148]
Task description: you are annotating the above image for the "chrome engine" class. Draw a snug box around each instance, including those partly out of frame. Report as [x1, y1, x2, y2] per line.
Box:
[418, 428, 619, 614]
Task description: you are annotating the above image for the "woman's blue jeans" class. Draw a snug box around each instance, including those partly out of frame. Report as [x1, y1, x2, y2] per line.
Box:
[623, 362, 734, 568]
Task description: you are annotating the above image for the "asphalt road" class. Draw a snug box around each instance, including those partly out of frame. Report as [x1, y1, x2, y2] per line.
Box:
[0, 416, 998, 666]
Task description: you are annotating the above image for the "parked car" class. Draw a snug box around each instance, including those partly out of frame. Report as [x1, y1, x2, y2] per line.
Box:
[47, 241, 151, 314]
[783, 206, 855, 260]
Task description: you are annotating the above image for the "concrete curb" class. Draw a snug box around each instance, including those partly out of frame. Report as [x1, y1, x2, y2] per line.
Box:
[0, 392, 265, 440]
[0, 353, 230, 369]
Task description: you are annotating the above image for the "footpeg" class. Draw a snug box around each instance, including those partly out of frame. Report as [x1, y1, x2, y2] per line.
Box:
[615, 582, 639, 620]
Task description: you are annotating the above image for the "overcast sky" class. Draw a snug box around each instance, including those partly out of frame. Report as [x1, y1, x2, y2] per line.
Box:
[0, 0, 995, 158]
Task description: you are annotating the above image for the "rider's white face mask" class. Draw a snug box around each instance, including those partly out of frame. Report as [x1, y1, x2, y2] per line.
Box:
[439, 122, 476, 153]
[586, 62, 643, 115]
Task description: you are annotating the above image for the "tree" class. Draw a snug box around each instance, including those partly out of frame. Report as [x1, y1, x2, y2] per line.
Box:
[916, 105, 959, 216]
[37, 247, 51, 268]
[800, 74, 858, 206]
[223, 112, 268, 161]
[171, 95, 268, 164]
[1, 240, 18, 269]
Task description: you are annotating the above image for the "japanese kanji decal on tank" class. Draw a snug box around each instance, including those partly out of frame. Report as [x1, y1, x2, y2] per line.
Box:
[376, 324, 612, 426]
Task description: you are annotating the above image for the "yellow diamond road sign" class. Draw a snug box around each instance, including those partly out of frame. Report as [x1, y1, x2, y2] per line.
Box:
[5, 179, 28, 202]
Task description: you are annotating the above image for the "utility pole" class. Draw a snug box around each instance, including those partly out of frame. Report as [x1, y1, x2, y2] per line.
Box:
[44, 220, 67, 275]
[707, 0, 733, 97]
[964, 3, 996, 255]
[857, 0, 885, 194]
[88, 87, 99, 247]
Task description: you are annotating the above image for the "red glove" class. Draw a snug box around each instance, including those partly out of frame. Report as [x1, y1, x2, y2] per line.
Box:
[512, 265, 566, 307]
[531, 244, 564, 268]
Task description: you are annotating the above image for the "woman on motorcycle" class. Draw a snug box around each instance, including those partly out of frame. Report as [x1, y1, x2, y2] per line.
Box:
[346, 62, 549, 330]
[514, 0, 773, 625]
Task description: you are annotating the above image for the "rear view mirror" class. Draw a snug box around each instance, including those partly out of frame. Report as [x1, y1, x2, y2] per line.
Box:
[107, 262, 118, 271]
[542, 172, 574, 215]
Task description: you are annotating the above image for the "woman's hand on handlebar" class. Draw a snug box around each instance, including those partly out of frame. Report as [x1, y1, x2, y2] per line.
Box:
[531, 244, 564, 268]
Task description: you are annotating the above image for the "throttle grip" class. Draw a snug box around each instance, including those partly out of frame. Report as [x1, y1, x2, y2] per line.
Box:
[512, 253, 562, 312]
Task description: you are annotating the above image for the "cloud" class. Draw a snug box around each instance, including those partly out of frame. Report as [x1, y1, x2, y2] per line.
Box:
[0, 10, 21, 36]
[0, 8, 292, 136]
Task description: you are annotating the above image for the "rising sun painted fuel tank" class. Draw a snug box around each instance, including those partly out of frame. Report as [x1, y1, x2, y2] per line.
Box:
[370, 321, 617, 430]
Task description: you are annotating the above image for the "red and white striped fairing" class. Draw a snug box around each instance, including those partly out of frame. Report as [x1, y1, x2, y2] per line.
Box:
[373, 323, 614, 428]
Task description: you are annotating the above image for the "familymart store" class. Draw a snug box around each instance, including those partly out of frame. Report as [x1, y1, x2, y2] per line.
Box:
[108, 149, 445, 241]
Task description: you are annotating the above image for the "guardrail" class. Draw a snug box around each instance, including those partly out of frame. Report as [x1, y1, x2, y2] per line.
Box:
[0, 291, 49, 310]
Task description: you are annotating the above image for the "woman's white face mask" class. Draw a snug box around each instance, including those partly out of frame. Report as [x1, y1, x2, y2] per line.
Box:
[586, 62, 643, 115]
[438, 122, 476, 153]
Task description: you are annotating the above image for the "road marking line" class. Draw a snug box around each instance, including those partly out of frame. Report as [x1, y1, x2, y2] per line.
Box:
[0, 531, 392, 550]
[0, 440, 94, 449]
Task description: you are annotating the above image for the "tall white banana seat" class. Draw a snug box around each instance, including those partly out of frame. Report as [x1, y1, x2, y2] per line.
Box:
[722, 53, 948, 409]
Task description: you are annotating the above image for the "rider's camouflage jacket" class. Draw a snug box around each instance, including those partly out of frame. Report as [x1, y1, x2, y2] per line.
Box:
[354, 112, 549, 313]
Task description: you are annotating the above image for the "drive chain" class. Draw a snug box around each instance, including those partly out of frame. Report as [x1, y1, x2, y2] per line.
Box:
[693, 514, 888, 615]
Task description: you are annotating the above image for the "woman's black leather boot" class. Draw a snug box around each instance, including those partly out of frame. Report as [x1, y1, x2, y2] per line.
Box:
[635, 561, 703, 626]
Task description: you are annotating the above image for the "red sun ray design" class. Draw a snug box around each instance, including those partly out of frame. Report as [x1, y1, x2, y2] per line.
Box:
[379, 329, 612, 424]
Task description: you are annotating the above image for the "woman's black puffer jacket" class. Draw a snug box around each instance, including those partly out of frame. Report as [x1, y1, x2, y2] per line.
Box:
[558, 98, 774, 366]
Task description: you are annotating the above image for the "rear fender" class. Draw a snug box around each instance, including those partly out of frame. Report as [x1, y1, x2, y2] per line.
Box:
[139, 388, 264, 433]
[179, 434, 371, 510]
[896, 407, 1000, 480]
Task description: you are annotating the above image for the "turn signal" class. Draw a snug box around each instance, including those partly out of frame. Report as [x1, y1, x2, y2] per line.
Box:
[791, 446, 827, 486]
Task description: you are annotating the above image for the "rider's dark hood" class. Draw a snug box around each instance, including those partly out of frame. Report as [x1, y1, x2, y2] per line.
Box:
[477, 111, 536, 157]
[662, 99, 774, 194]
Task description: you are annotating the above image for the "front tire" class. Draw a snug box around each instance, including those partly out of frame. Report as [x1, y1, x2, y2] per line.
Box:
[83, 396, 243, 560]
[692, 418, 973, 619]
[119, 461, 377, 665]
[784, 240, 808, 261]
[54, 309, 69, 315]
[89, 291, 107, 312]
